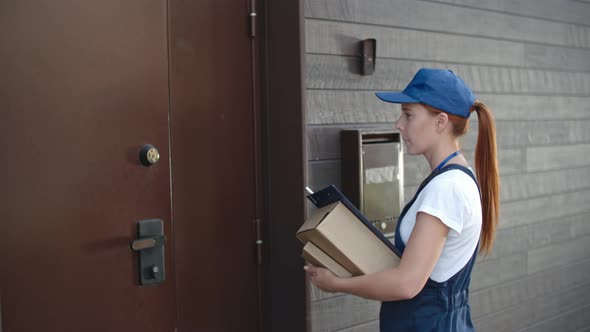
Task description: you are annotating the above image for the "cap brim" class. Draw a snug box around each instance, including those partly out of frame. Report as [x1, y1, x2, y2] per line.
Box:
[375, 92, 417, 104]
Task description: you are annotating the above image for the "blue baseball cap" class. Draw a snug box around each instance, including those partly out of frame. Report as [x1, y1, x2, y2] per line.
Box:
[375, 68, 476, 118]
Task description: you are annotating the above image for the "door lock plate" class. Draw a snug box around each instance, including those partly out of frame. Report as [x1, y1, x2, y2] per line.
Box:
[131, 219, 166, 286]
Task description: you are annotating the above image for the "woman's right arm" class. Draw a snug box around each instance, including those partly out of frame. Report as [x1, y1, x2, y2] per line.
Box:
[309, 211, 449, 301]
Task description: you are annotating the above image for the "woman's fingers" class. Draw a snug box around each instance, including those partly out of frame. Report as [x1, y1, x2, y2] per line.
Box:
[304, 264, 318, 276]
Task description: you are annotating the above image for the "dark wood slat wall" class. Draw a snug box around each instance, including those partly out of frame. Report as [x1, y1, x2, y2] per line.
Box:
[303, 0, 590, 331]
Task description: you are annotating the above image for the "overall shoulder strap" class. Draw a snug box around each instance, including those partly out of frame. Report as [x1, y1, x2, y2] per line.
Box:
[439, 164, 479, 189]
[394, 164, 479, 252]
[413, 164, 478, 206]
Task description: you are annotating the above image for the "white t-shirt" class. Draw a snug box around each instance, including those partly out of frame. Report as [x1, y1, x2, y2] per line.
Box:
[396, 168, 482, 282]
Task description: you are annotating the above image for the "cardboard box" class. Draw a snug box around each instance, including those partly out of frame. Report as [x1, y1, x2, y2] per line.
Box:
[302, 242, 352, 278]
[297, 201, 400, 276]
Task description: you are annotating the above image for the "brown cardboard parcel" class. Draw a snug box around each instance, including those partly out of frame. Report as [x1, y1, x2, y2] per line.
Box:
[297, 201, 400, 277]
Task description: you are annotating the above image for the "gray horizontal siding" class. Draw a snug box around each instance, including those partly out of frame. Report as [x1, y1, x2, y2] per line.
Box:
[500, 167, 590, 202]
[471, 258, 590, 319]
[495, 121, 590, 148]
[307, 55, 590, 94]
[310, 295, 380, 331]
[527, 235, 590, 274]
[470, 252, 528, 291]
[308, 122, 590, 167]
[474, 283, 590, 331]
[500, 189, 590, 229]
[306, 19, 590, 72]
[334, 320, 379, 332]
[304, 0, 590, 331]
[307, 90, 590, 124]
[517, 303, 590, 332]
[526, 143, 590, 171]
[304, 0, 590, 48]
[309, 259, 590, 331]
[482, 211, 590, 262]
[421, 0, 590, 26]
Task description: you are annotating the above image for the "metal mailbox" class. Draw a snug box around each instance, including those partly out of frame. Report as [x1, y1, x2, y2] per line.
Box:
[341, 130, 404, 237]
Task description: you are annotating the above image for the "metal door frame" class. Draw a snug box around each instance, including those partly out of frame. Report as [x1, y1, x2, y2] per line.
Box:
[260, 1, 307, 331]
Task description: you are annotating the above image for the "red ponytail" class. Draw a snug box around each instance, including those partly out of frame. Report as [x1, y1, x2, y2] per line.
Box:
[425, 102, 500, 255]
[472, 101, 500, 255]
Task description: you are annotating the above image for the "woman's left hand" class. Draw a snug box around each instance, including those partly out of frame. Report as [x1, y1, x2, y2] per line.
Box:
[304, 265, 340, 293]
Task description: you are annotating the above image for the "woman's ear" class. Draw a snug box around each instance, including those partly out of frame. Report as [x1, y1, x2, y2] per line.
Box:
[435, 112, 449, 132]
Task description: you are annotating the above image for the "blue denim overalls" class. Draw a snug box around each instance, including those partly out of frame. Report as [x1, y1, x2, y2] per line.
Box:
[380, 163, 480, 332]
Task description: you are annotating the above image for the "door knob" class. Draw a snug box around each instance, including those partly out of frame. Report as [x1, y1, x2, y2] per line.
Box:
[139, 144, 160, 166]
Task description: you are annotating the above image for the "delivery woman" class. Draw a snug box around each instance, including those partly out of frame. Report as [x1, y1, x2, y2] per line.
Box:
[304, 68, 500, 331]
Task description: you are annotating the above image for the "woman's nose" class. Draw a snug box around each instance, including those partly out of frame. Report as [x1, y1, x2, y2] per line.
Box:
[395, 117, 403, 131]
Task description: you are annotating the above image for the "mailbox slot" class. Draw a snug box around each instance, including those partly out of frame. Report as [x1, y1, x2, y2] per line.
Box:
[341, 130, 404, 237]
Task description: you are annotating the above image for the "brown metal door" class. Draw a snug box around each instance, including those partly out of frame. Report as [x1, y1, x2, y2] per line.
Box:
[0, 1, 176, 331]
[168, 0, 261, 331]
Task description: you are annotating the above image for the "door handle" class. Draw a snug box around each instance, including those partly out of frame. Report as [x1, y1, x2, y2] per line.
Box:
[131, 235, 166, 251]
[130, 219, 166, 286]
